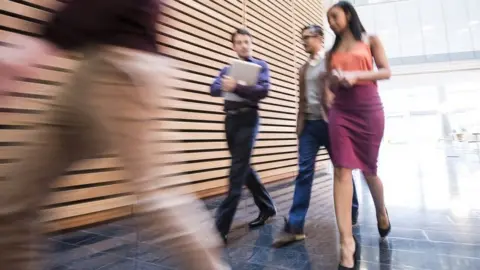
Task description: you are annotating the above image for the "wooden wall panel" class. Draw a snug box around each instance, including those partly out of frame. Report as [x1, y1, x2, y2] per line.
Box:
[0, 0, 326, 232]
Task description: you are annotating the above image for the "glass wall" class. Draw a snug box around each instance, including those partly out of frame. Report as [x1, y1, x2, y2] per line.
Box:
[378, 69, 480, 144]
[327, 0, 480, 65]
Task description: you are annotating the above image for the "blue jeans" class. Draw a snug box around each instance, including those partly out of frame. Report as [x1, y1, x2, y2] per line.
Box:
[288, 120, 359, 233]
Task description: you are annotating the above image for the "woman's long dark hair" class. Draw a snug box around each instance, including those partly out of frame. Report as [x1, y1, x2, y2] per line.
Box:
[327, 1, 366, 66]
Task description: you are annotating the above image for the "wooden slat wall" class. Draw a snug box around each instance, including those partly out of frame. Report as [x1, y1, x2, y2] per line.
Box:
[0, 0, 325, 232]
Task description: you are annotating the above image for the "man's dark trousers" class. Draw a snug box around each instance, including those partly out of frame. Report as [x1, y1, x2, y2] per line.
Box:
[215, 109, 276, 236]
[288, 119, 359, 233]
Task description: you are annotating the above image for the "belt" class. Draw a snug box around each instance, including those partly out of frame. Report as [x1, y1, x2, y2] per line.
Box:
[305, 113, 324, 121]
[226, 107, 254, 115]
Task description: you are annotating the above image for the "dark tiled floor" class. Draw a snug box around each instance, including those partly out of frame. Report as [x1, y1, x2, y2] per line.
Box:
[47, 144, 480, 269]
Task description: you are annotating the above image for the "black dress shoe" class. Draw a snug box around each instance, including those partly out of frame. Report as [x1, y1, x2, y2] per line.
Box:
[248, 211, 276, 228]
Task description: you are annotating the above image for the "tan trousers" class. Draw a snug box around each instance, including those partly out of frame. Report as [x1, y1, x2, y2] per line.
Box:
[0, 47, 228, 269]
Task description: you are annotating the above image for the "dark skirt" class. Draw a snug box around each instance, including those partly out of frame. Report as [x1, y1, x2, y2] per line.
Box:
[328, 83, 385, 175]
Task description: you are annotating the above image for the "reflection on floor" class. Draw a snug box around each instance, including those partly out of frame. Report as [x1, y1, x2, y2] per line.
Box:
[47, 145, 480, 269]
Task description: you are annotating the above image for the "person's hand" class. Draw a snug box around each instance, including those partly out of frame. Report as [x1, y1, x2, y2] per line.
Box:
[0, 37, 53, 103]
[318, 71, 328, 81]
[324, 88, 335, 109]
[329, 69, 343, 88]
[0, 48, 29, 103]
[339, 72, 358, 88]
[221, 76, 237, 92]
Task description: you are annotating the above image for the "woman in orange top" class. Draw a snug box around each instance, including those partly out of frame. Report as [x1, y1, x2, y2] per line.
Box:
[325, 1, 392, 269]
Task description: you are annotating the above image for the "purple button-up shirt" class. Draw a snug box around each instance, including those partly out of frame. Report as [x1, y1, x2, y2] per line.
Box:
[210, 57, 270, 110]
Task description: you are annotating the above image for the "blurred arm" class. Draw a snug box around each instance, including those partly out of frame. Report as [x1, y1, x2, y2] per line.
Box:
[210, 67, 227, 97]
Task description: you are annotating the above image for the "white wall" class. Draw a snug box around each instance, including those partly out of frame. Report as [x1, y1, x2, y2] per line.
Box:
[323, 0, 337, 51]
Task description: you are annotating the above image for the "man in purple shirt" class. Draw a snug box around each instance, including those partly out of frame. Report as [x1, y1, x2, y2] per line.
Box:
[0, 1, 228, 269]
[210, 29, 276, 244]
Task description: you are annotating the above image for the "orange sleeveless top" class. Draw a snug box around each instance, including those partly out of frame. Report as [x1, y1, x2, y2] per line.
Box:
[330, 41, 374, 85]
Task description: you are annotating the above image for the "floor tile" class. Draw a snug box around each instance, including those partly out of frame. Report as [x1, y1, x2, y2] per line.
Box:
[47, 145, 480, 270]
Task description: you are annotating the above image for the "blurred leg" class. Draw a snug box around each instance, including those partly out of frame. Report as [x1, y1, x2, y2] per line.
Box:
[0, 84, 87, 269]
[82, 52, 228, 269]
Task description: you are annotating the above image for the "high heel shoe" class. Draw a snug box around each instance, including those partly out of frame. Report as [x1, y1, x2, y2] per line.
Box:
[338, 235, 360, 270]
[378, 208, 391, 238]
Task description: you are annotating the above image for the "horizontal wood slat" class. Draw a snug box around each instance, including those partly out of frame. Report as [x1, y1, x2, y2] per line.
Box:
[0, 0, 325, 232]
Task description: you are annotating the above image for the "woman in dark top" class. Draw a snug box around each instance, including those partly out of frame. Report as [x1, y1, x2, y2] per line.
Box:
[0, 1, 229, 269]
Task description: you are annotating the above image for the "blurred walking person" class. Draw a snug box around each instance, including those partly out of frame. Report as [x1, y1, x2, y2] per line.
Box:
[0, 0, 229, 269]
